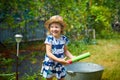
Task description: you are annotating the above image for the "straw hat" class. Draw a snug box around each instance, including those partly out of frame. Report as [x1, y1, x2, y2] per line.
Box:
[45, 15, 66, 30]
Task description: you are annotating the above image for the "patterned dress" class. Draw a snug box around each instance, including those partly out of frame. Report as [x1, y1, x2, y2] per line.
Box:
[41, 35, 69, 79]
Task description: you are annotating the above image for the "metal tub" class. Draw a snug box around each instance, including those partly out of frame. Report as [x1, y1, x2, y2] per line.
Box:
[65, 62, 104, 80]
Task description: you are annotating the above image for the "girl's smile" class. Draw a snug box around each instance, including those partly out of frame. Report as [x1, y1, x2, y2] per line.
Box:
[49, 23, 62, 38]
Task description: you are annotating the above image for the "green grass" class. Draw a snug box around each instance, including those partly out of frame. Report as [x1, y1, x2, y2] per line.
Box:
[1, 39, 120, 80]
[79, 39, 120, 80]
[43, 39, 120, 80]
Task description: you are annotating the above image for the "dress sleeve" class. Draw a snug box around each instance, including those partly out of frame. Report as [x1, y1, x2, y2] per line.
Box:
[63, 36, 69, 45]
[44, 35, 53, 45]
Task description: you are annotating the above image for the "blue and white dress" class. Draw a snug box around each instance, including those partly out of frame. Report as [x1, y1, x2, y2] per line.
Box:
[41, 35, 69, 79]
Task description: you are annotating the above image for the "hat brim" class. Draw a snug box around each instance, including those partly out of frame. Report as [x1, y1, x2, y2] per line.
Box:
[45, 19, 66, 30]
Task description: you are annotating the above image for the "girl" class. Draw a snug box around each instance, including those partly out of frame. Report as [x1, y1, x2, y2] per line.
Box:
[41, 15, 74, 80]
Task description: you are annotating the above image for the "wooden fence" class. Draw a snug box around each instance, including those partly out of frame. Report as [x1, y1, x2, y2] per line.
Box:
[0, 21, 46, 43]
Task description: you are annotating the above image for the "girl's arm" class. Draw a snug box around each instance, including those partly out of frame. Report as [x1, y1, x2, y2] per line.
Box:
[46, 44, 68, 65]
[64, 45, 74, 59]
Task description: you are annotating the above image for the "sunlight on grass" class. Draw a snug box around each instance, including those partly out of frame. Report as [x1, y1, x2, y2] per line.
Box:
[81, 39, 120, 80]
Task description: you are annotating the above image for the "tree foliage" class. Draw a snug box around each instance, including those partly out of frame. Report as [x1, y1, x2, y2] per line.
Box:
[0, 0, 44, 28]
[0, 0, 120, 38]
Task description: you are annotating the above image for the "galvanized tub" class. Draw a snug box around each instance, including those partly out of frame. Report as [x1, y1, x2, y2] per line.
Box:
[65, 62, 104, 80]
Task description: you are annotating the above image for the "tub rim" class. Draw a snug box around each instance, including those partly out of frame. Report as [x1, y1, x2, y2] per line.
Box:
[65, 62, 104, 73]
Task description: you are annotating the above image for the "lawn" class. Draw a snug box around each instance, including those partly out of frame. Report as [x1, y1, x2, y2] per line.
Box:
[78, 39, 120, 80]
[0, 39, 120, 80]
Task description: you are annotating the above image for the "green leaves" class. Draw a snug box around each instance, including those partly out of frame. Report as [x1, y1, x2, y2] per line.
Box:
[0, 0, 120, 38]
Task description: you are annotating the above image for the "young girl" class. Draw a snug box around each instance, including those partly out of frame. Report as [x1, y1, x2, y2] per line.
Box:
[41, 15, 74, 80]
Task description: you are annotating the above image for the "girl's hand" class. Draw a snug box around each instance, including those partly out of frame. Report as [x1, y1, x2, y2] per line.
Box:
[71, 56, 76, 59]
[58, 58, 69, 65]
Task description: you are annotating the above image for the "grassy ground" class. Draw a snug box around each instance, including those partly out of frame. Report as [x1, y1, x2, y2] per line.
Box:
[1, 39, 120, 80]
[80, 39, 120, 80]
[25, 39, 120, 80]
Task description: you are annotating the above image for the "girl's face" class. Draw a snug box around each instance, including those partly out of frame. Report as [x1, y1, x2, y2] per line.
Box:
[49, 22, 62, 38]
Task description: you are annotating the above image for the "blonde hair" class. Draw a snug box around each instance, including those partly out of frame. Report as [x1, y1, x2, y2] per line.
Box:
[45, 15, 65, 35]
[46, 22, 64, 35]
